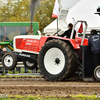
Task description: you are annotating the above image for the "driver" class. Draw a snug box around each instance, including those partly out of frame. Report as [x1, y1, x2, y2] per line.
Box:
[58, 23, 76, 39]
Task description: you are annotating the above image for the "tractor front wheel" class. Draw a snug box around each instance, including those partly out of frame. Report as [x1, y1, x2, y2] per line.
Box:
[23, 61, 37, 70]
[2, 52, 17, 70]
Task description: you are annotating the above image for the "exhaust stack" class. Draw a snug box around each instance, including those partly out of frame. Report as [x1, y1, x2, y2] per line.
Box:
[30, 0, 40, 34]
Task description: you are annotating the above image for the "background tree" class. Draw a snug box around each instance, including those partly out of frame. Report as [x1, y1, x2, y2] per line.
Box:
[0, 0, 30, 22]
[34, 0, 55, 32]
[0, 0, 55, 32]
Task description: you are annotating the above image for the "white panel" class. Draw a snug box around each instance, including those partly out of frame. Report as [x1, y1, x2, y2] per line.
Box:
[14, 35, 41, 40]
[60, 0, 81, 9]
[66, 0, 100, 28]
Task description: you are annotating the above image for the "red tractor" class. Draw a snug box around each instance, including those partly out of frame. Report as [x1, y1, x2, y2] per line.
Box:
[2, 21, 99, 81]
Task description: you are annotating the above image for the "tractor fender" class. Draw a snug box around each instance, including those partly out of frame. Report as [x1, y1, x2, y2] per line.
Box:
[39, 36, 80, 51]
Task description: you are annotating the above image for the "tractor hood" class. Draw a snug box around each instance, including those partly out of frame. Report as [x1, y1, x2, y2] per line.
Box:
[13, 35, 41, 54]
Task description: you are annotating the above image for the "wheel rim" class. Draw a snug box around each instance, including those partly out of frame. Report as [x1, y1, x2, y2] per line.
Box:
[44, 47, 65, 75]
[26, 61, 34, 67]
[4, 55, 13, 67]
[96, 68, 100, 79]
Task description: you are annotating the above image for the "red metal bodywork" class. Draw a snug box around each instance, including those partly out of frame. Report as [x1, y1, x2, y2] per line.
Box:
[38, 36, 88, 50]
[16, 38, 40, 53]
[15, 36, 88, 53]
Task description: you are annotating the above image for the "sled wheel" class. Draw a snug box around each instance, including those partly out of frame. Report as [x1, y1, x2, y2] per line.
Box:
[23, 61, 37, 70]
[2, 52, 17, 70]
[38, 39, 78, 81]
[94, 65, 100, 81]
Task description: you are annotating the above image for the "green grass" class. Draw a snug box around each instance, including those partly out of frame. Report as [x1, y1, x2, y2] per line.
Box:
[0, 75, 42, 78]
[0, 95, 100, 100]
[70, 95, 100, 100]
[0, 67, 41, 78]
[3, 67, 34, 74]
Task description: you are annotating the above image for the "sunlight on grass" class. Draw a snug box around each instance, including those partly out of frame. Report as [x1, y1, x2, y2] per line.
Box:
[0, 95, 99, 100]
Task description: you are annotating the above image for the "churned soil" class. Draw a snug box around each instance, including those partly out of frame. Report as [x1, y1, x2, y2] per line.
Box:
[0, 77, 100, 96]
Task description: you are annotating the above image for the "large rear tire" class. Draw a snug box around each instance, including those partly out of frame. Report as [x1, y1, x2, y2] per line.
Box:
[94, 65, 100, 81]
[38, 39, 78, 81]
[23, 61, 37, 70]
[2, 52, 17, 70]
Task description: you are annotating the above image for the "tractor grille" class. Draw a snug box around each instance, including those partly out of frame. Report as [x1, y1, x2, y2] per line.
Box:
[23, 45, 38, 52]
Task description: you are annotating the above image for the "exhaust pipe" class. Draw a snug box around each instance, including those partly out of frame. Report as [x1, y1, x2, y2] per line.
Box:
[30, 0, 40, 35]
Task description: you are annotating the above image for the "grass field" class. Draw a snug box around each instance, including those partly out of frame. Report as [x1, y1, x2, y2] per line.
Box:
[0, 95, 99, 100]
[2, 67, 35, 74]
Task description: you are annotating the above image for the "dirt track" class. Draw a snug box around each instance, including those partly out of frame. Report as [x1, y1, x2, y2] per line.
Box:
[0, 77, 100, 96]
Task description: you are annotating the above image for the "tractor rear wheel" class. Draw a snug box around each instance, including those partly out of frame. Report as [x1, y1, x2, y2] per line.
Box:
[2, 52, 17, 70]
[38, 39, 78, 81]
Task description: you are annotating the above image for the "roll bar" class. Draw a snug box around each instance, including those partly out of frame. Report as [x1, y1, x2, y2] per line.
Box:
[70, 20, 88, 45]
